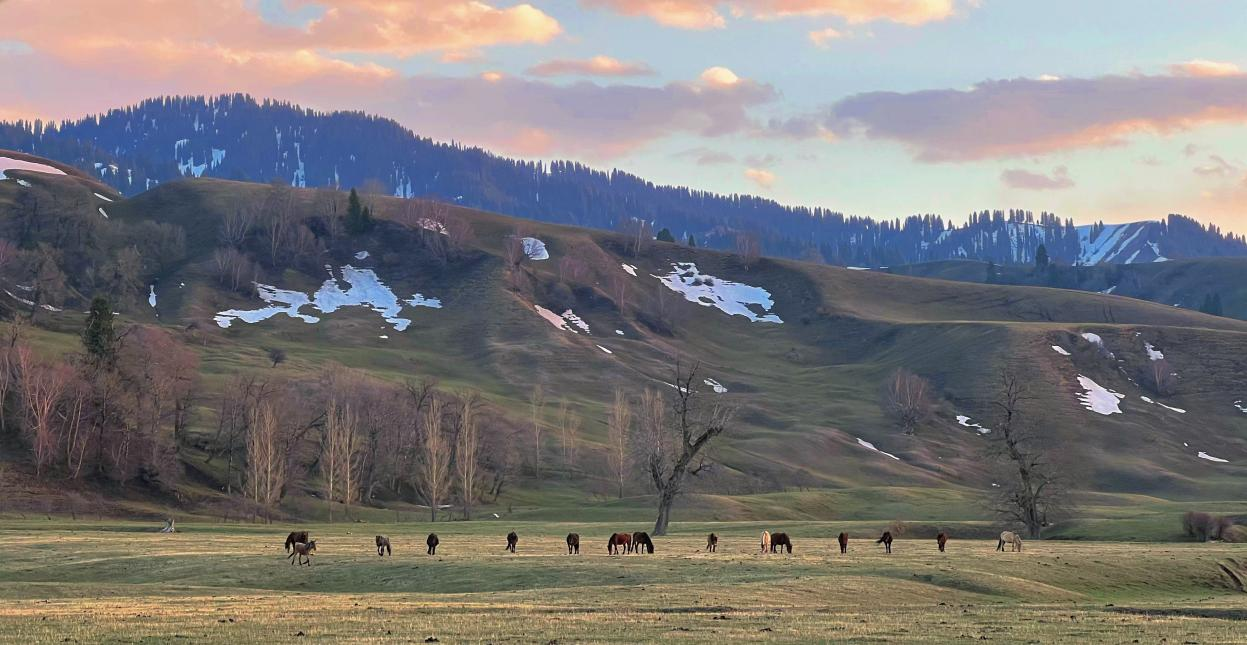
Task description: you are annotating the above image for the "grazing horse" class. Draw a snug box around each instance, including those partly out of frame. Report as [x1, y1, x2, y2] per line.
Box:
[376, 535, 391, 557]
[998, 531, 1023, 552]
[285, 531, 309, 553]
[838, 532, 848, 554]
[876, 531, 893, 554]
[706, 533, 718, 553]
[426, 533, 439, 555]
[632, 532, 654, 554]
[760, 530, 771, 554]
[288, 540, 316, 566]
[770, 532, 793, 554]
[936, 532, 948, 553]
[608, 532, 631, 555]
[566, 533, 580, 555]
[505, 531, 518, 553]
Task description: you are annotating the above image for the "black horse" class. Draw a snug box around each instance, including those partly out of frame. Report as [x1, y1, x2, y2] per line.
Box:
[506, 531, 518, 553]
[566, 533, 580, 555]
[770, 532, 793, 554]
[705, 533, 718, 553]
[426, 533, 439, 555]
[838, 532, 848, 554]
[877, 531, 893, 554]
[631, 531, 654, 554]
[376, 535, 392, 557]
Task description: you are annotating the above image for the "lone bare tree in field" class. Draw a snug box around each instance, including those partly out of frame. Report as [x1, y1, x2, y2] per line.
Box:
[881, 368, 935, 435]
[456, 393, 481, 520]
[639, 362, 733, 536]
[414, 397, 452, 521]
[607, 388, 632, 498]
[986, 369, 1070, 538]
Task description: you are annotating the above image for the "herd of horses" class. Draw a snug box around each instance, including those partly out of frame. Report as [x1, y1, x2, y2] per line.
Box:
[283, 529, 1024, 565]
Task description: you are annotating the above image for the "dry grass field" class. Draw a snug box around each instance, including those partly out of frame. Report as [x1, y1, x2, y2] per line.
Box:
[1, 521, 1245, 643]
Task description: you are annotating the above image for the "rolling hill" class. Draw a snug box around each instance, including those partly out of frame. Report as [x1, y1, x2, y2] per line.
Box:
[3, 95, 1245, 267]
[2, 150, 1245, 523]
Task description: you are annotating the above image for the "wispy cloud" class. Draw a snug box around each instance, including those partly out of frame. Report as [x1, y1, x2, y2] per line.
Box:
[827, 69, 1247, 161]
[581, 0, 961, 29]
[527, 55, 655, 78]
[744, 167, 776, 189]
[808, 27, 845, 48]
[1000, 166, 1075, 190]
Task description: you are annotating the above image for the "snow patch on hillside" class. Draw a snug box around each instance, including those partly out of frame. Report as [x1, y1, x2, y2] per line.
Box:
[354, 251, 369, 260]
[534, 305, 572, 332]
[1077, 375, 1124, 415]
[1197, 451, 1228, 463]
[0, 156, 66, 180]
[1052, 345, 1070, 356]
[1144, 342, 1164, 361]
[98, 207, 109, 219]
[214, 265, 441, 331]
[562, 309, 590, 333]
[94, 192, 114, 202]
[856, 438, 900, 460]
[522, 237, 549, 260]
[148, 286, 157, 308]
[956, 415, 991, 434]
[596, 345, 613, 355]
[656, 262, 782, 323]
[704, 378, 727, 394]
[1140, 395, 1185, 414]
[1234, 400, 1246, 414]
[621, 263, 638, 277]
[416, 218, 448, 235]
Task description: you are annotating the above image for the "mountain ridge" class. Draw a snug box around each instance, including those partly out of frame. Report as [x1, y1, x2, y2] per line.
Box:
[3, 94, 1244, 268]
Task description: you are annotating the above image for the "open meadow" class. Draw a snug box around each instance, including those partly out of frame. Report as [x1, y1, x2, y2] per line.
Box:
[1, 520, 1245, 643]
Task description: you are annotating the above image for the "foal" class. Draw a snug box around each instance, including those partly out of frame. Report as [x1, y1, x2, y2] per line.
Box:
[876, 531, 893, 554]
[505, 531, 518, 553]
[376, 535, 392, 557]
[705, 533, 718, 553]
[288, 540, 316, 566]
[838, 532, 848, 554]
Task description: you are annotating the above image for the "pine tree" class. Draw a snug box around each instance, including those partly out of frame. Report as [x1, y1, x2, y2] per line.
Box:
[1035, 244, 1049, 270]
[656, 227, 676, 243]
[687, 234, 696, 248]
[81, 296, 118, 368]
[344, 188, 374, 235]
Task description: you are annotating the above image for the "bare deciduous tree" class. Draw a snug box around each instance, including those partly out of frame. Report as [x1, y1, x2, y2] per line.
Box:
[557, 399, 581, 473]
[321, 400, 363, 522]
[638, 362, 733, 535]
[528, 383, 546, 476]
[735, 232, 761, 270]
[881, 368, 935, 435]
[1144, 357, 1177, 397]
[17, 346, 71, 477]
[986, 369, 1071, 539]
[455, 392, 481, 519]
[607, 388, 632, 499]
[220, 206, 256, 248]
[245, 401, 286, 523]
[414, 397, 452, 521]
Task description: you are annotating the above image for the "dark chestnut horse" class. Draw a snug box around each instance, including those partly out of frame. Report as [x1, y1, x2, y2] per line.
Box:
[876, 531, 893, 554]
[936, 532, 948, 553]
[376, 535, 391, 557]
[838, 532, 848, 554]
[426, 533, 439, 555]
[770, 532, 793, 554]
[285, 531, 309, 553]
[706, 533, 718, 553]
[632, 532, 654, 554]
[566, 533, 580, 555]
[608, 532, 631, 555]
[505, 531, 518, 553]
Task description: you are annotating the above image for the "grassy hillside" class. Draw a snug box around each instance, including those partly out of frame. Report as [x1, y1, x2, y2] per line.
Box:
[888, 258, 1247, 320]
[2, 168, 1246, 524]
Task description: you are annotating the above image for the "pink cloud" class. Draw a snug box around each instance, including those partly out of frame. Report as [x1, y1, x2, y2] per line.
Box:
[1000, 166, 1075, 190]
[1170, 59, 1241, 78]
[808, 27, 845, 48]
[827, 70, 1247, 161]
[527, 56, 656, 78]
[582, 0, 958, 29]
[744, 167, 776, 188]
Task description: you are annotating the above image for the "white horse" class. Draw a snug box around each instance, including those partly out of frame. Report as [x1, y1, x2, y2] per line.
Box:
[760, 530, 771, 554]
[997, 531, 1023, 552]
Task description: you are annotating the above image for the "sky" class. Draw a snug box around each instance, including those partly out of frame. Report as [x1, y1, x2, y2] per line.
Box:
[2, 0, 1247, 235]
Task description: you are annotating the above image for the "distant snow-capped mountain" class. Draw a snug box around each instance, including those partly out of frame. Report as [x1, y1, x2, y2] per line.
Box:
[3, 94, 1244, 266]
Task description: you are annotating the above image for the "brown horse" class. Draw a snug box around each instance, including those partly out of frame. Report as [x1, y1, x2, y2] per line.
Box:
[566, 533, 580, 555]
[706, 533, 718, 553]
[936, 532, 948, 553]
[505, 531, 518, 553]
[876, 531, 893, 554]
[426, 533, 439, 555]
[608, 532, 631, 555]
[631, 532, 654, 554]
[770, 532, 793, 554]
[376, 535, 392, 557]
[838, 532, 848, 554]
[287, 540, 316, 566]
[285, 531, 309, 553]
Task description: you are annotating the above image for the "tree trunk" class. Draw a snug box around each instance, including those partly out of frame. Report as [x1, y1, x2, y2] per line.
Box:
[653, 488, 677, 536]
